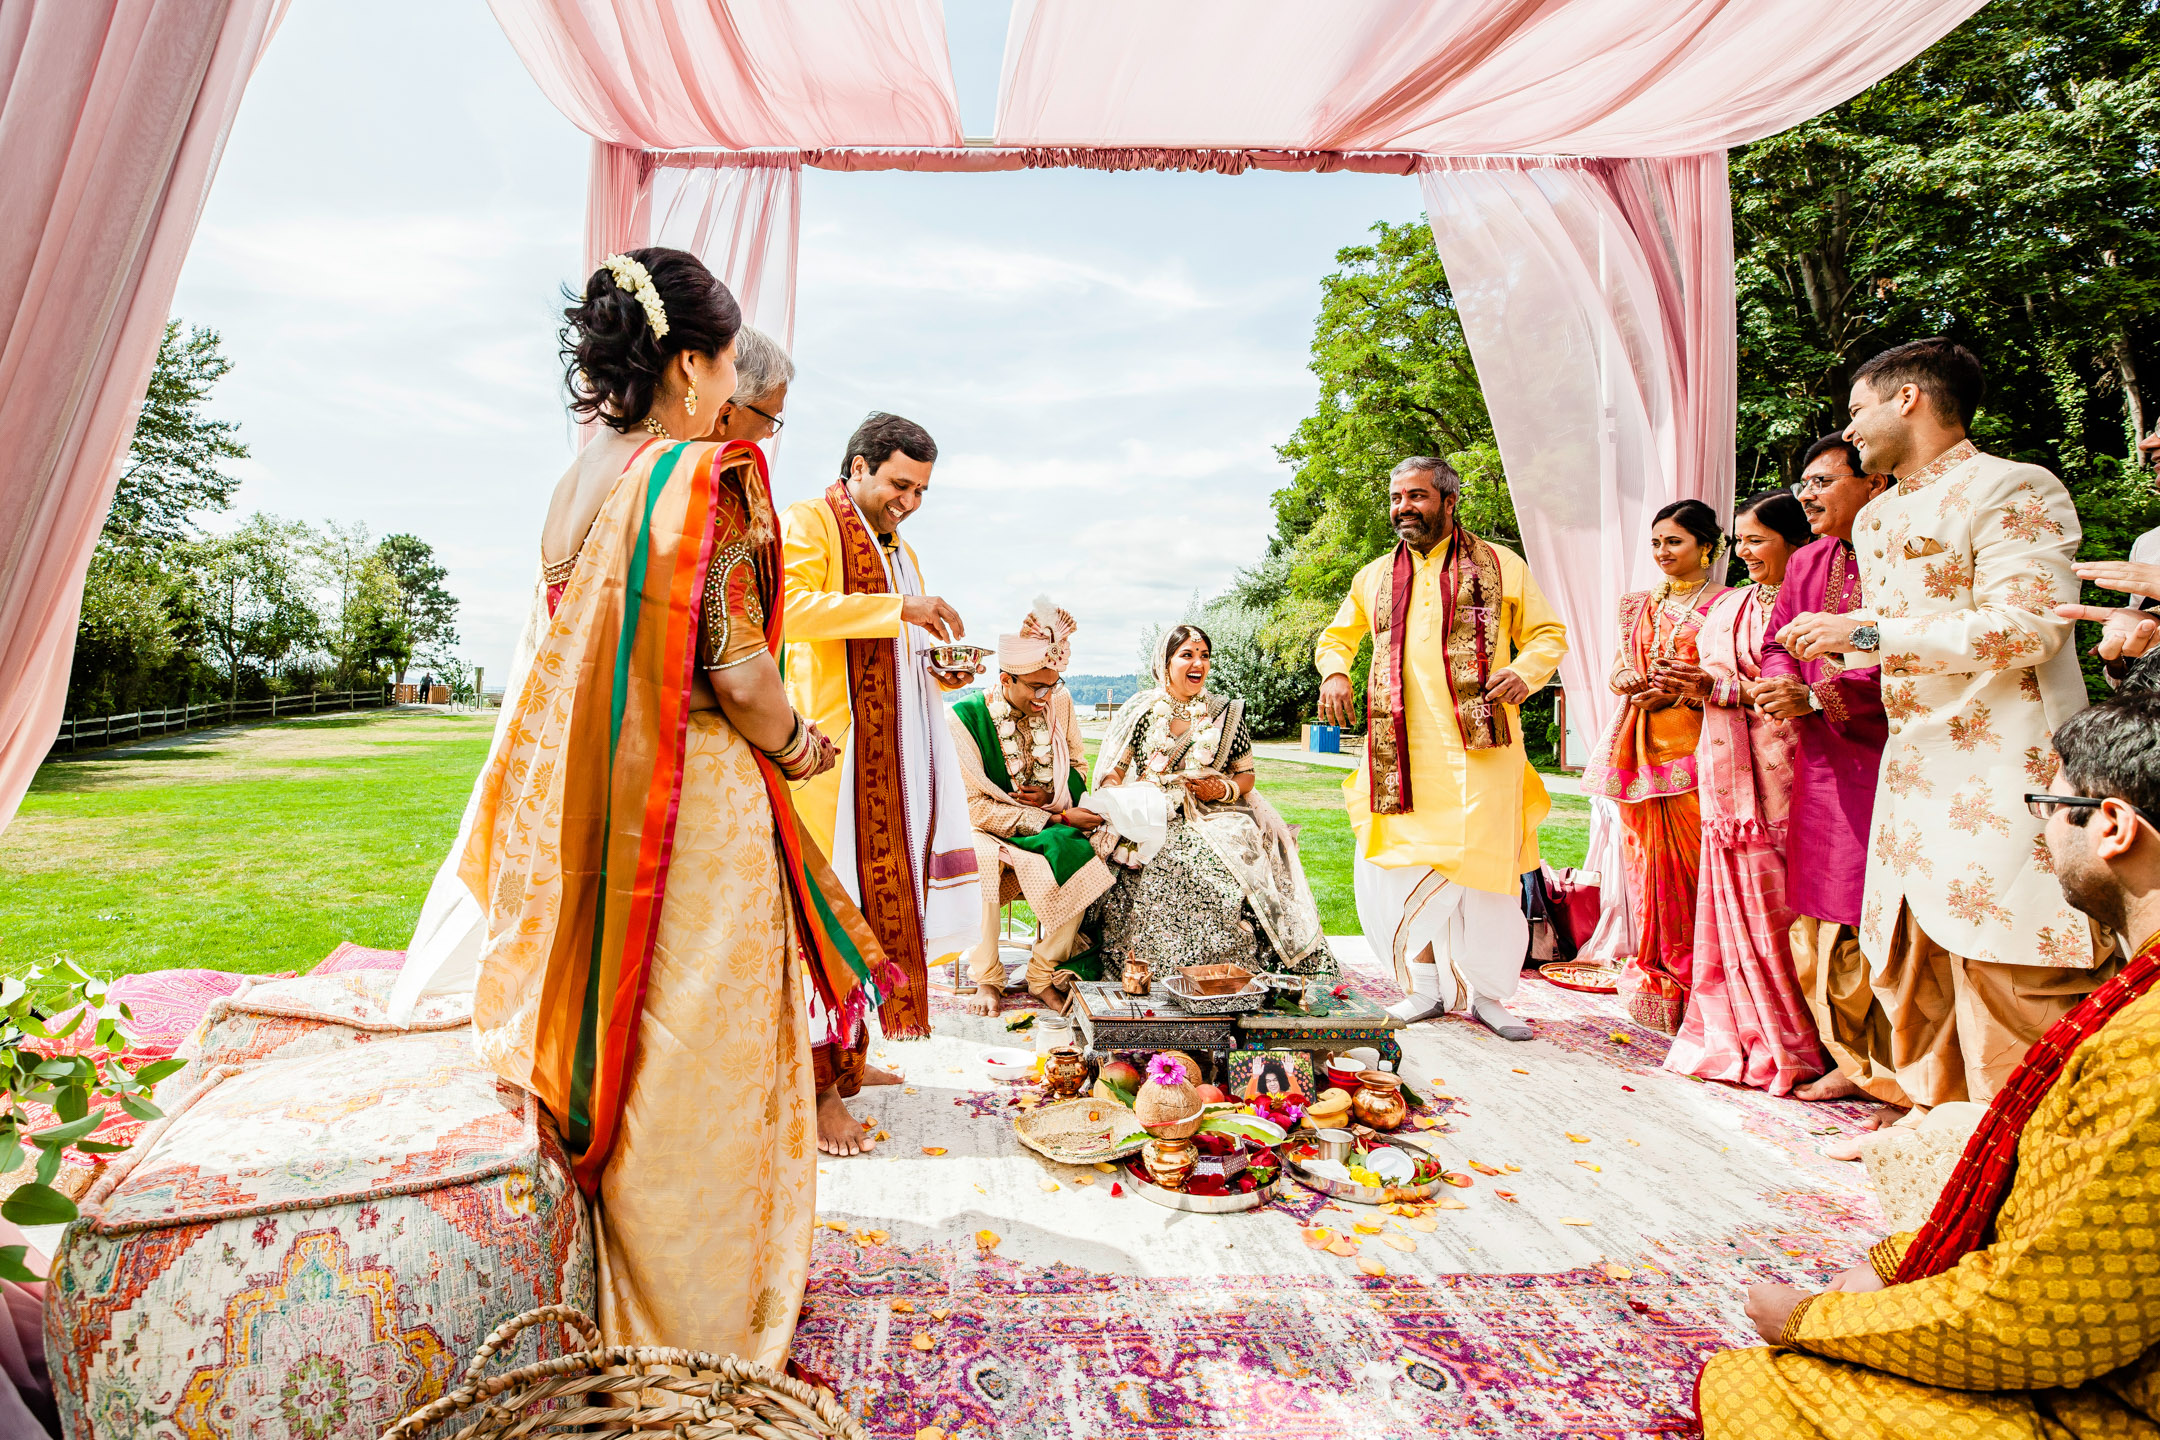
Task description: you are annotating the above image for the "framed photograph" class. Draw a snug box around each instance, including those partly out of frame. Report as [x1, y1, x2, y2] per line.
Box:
[1230, 1050, 1313, 1103]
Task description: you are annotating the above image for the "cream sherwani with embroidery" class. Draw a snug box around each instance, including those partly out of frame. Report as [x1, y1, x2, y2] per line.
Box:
[1843, 441, 2092, 972]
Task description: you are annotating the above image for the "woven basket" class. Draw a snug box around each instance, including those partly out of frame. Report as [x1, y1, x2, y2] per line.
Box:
[1012, 1096, 1145, 1164]
[380, 1305, 868, 1440]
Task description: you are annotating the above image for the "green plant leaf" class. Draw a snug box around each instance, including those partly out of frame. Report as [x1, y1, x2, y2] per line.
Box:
[119, 1094, 163, 1123]
[130, 1058, 187, 1086]
[46, 1008, 85, 1041]
[0, 1138, 21, 1176]
[31, 1058, 76, 1079]
[53, 1087, 88, 1124]
[33, 1147, 61, 1187]
[73, 1140, 131, 1154]
[28, 1110, 107, 1148]
[0, 1182, 78, 1227]
[0, 1244, 41, 1284]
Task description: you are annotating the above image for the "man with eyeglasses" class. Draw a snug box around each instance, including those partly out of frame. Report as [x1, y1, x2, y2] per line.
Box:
[1756, 436, 1905, 1147]
[709, 325, 791, 444]
[947, 599, 1112, 1016]
[1698, 694, 2160, 1438]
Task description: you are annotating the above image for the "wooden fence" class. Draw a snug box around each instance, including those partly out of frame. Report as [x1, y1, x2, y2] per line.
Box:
[49, 687, 393, 753]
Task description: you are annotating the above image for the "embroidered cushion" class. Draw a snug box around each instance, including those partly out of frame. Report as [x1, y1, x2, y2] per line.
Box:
[46, 1028, 592, 1440]
[160, 970, 471, 1108]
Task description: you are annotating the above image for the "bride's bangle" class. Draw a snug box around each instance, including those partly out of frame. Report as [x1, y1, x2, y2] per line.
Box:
[760, 715, 827, 780]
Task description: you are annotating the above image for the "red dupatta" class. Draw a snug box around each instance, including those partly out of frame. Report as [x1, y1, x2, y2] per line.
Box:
[1895, 930, 2160, 1282]
[1366, 525, 1511, 815]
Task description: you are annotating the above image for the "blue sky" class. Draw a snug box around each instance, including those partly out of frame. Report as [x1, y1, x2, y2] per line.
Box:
[170, 0, 1429, 677]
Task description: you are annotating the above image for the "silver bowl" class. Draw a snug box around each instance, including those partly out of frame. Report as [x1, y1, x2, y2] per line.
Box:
[1284, 1135, 1447, 1206]
[1122, 1162, 1286, 1213]
[925, 643, 991, 670]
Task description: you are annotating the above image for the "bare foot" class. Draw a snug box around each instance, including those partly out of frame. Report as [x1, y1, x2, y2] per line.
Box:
[863, 1064, 905, 1086]
[1822, 1104, 1909, 1162]
[816, 1090, 876, 1156]
[1795, 1070, 1865, 1102]
[964, 983, 1003, 1017]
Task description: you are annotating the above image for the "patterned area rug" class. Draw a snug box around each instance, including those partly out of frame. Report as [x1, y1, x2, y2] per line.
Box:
[793, 942, 1886, 1439]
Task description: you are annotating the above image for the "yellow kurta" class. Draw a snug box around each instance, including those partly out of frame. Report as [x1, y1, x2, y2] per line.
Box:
[1699, 984, 2160, 1439]
[1316, 538, 1569, 895]
[779, 496, 911, 854]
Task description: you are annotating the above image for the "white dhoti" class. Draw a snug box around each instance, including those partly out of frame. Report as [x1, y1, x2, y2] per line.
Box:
[1354, 852, 1525, 1011]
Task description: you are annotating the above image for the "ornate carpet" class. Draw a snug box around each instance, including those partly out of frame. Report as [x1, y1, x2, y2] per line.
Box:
[792, 942, 1885, 1439]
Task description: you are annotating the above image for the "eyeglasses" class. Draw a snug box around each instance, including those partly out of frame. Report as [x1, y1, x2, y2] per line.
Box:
[1793, 472, 1856, 494]
[1004, 677, 1063, 698]
[745, 402, 784, 433]
[2024, 791, 2158, 828]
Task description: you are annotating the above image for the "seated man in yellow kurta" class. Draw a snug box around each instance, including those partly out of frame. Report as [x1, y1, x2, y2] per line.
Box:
[1698, 694, 2160, 1439]
[781, 411, 983, 1157]
[1315, 456, 1568, 1041]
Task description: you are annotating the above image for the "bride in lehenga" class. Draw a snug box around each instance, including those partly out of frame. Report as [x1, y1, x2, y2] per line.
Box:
[1090, 624, 1336, 977]
[401, 247, 890, 1362]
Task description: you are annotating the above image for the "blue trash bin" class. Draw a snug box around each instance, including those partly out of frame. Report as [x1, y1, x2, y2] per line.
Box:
[1309, 724, 1342, 754]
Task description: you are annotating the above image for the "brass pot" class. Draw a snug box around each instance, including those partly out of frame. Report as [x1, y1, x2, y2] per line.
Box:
[1141, 1136, 1198, 1192]
[1351, 1071, 1408, 1131]
[1120, 956, 1152, 997]
[1044, 1046, 1091, 1100]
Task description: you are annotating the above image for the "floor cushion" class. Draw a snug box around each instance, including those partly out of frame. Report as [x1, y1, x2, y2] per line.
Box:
[43, 1028, 592, 1440]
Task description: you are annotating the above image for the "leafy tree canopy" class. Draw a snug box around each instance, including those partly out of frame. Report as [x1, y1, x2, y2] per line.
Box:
[105, 322, 247, 547]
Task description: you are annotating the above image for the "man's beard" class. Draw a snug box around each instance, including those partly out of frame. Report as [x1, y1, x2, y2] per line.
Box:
[2058, 851, 2127, 939]
[1394, 514, 1438, 546]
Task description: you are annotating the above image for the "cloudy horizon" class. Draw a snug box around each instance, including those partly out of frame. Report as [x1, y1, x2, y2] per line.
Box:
[166, 0, 1429, 679]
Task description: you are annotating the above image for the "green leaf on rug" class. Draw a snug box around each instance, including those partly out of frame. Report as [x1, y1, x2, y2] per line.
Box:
[0, 1182, 78, 1227]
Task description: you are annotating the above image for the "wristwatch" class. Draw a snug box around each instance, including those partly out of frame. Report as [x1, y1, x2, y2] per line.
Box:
[1847, 623, 1880, 653]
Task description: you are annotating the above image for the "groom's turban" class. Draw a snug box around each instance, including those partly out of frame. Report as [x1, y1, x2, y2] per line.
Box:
[999, 596, 1075, 674]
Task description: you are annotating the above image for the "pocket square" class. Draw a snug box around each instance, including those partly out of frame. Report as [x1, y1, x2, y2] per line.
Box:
[1902, 537, 1946, 560]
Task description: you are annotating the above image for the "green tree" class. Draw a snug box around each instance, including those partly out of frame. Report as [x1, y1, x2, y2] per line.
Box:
[375, 533, 460, 683]
[67, 549, 180, 716]
[105, 322, 247, 547]
[190, 516, 320, 704]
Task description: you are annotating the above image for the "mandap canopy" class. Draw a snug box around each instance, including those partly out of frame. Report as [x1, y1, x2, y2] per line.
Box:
[0, 0, 1986, 829]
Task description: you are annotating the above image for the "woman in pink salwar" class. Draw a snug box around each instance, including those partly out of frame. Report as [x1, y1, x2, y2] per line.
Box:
[1660, 492, 1830, 1094]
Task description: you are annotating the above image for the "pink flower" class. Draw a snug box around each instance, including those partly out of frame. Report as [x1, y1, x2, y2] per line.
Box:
[1146, 1054, 1191, 1087]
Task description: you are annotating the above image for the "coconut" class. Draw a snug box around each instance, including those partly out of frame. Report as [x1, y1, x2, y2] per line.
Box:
[1134, 1053, 1203, 1138]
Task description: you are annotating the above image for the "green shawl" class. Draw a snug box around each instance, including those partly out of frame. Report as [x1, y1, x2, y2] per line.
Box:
[952, 693, 1096, 885]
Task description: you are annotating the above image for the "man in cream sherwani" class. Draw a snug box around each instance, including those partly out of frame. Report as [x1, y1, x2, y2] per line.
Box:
[1780, 338, 2113, 1112]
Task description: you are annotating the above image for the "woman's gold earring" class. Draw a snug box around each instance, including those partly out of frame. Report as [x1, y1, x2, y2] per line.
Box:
[684, 382, 698, 418]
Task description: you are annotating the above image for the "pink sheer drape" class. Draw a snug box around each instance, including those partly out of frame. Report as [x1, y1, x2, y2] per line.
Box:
[648, 154, 800, 342]
[995, 0, 1987, 154]
[1418, 157, 1733, 751]
[0, 0, 288, 833]
[485, 0, 961, 149]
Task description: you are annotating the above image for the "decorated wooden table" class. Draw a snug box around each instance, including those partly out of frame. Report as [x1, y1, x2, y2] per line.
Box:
[1070, 980, 1406, 1081]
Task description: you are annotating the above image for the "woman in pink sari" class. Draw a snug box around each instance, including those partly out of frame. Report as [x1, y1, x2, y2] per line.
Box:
[1661, 492, 1831, 1093]
[1584, 499, 1726, 1033]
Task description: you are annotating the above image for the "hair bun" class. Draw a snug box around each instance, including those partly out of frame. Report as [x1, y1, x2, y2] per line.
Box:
[560, 247, 741, 433]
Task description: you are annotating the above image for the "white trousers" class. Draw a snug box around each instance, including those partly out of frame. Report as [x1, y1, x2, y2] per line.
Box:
[1353, 852, 1525, 1010]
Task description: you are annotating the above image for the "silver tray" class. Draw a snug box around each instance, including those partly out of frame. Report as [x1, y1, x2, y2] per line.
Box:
[1122, 1161, 1287, 1213]
[1284, 1135, 1447, 1206]
[1161, 974, 1266, 1015]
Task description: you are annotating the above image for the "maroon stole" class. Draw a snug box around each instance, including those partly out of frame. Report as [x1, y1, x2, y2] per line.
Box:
[1367, 525, 1511, 815]
[821, 479, 931, 1041]
[1895, 932, 2160, 1282]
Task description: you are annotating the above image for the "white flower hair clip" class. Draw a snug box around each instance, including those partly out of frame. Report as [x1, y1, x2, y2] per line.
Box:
[603, 253, 669, 341]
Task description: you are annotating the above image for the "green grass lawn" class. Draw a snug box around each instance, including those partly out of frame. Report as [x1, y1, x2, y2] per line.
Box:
[0, 712, 494, 978]
[0, 712, 1593, 979]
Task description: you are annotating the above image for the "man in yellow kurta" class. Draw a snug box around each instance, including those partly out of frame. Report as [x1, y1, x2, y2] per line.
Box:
[781, 412, 982, 1156]
[1699, 695, 2160, 1439]
[1316, 456, 1569, 1040]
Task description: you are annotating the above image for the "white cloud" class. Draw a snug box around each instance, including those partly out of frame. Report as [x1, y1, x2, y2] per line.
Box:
[163, 0, 1426, 684]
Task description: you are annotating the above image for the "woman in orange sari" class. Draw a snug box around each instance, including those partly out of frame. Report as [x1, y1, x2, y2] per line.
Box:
[1584, 499, 1726, 1033]
[458, 249, 890, 1362]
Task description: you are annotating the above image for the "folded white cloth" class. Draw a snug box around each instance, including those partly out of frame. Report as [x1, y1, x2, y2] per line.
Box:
[1091, 783, 1168, 866]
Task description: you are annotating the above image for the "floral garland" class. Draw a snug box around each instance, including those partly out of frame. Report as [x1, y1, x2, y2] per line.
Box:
[1138, 693, 1227, 785]
[986, 689, 1057, 789]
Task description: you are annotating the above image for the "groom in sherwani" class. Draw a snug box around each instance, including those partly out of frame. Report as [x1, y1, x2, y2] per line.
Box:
[1779, 338, 2113, 1109]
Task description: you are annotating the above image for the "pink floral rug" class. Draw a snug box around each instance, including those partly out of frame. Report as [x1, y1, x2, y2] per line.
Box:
[794, 949, 1885, 1439]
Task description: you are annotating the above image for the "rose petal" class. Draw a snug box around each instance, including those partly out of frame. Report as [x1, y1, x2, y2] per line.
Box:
[1442, 1172, 1474, 1188]
[976, 1229, 1001, 1250]
[912, 1333, 935, 1351]
[922, 1147, 947, 1155]
[1406, 1215, 1440, 1230]
[891, 1299, 915, 1313]
[1300, 1227, 1334, 1250]
[1357, 1257, 1388, 1276]
[1353, 1223, 1384, 1235]
[1432, 1196, 1467, 1211]
[1495, 1190, 1518, 1202]
[1326, 1238, 1362, 1257]
[1566, 1133, 1591, 1143]
[1560, 1217, 1594, 1226]
[1382, 1234, 1416, 1252]
[1469, 1161, 1503, 1176]
[931, 1307, 952, 1321]
[1576, 1161, 1602, 1172]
